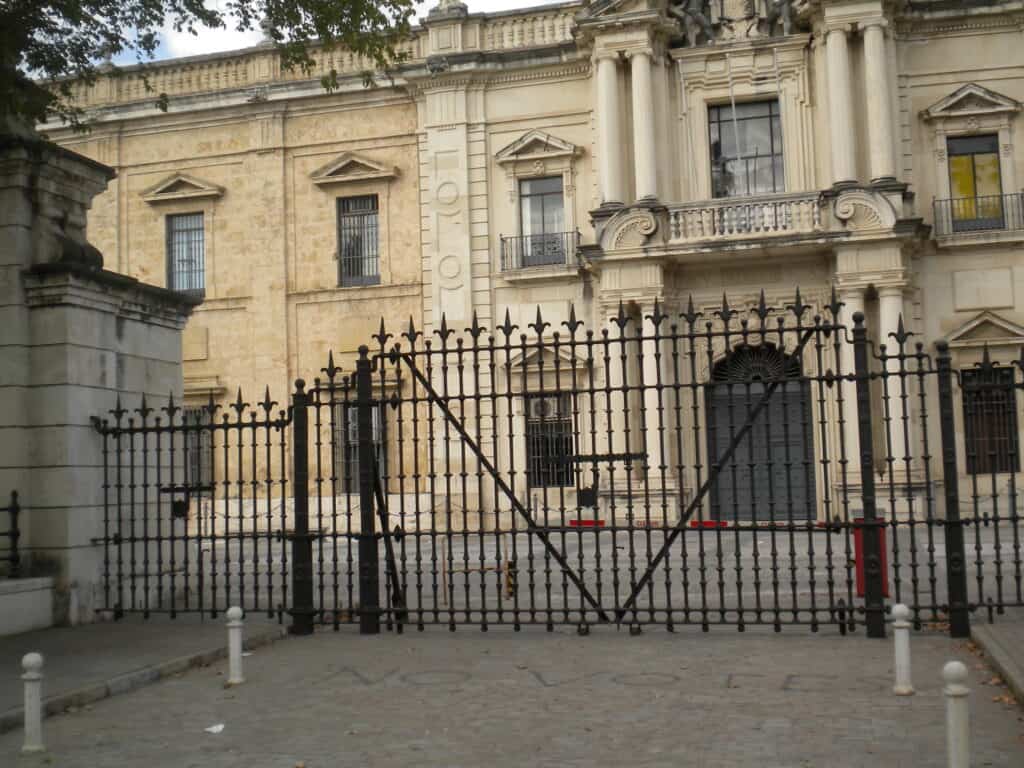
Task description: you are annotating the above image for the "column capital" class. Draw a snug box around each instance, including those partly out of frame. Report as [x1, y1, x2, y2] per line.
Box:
[593, 49, 622, 64]
[857, 16, 889, 32]
[624, 47, 654, 61]
[824, 22, 854, 36]
[876, 284, 908, 299]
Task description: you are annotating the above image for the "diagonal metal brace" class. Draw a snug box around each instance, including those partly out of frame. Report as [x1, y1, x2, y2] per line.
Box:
[398, 352, 611, 623]
[369, 453, 407, 626]
[615, 327, 818, 622]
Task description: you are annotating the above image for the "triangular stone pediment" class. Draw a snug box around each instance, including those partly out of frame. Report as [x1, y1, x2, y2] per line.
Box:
[505, 344, 586, 371]
[947, 311, 1024, 349]
[141, 173, 224, 203]
[310, 152, 398, 186]
[923, 83, 1021, 121]
[495, 130, 580, 165]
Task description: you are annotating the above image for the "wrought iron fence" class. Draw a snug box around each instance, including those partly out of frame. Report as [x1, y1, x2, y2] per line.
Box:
[1, 491, 20, 578]
[92, 293, 1024, 639]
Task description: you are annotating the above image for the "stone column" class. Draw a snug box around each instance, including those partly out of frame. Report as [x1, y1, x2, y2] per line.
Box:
[860, 18, 896, 182]
[825, 25, 857, 186]
[878, 285, 909, 468]
[640, 319, 665, 484]
[629, 50, 658, 201]
[839, 287, 865, 481]
[596, 52, 625, 205]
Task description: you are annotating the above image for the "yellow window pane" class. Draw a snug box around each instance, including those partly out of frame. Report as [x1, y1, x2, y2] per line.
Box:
[974, 153, 1002, 197]
[948, 156, 976, 220]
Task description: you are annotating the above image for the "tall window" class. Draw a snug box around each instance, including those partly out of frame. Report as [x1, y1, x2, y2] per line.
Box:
[525, 392, 574, 488]
[519, 177, 566, 267]
[332, 404, 385, 492]
[947, 134, 1003, 231]
[337, 195, 380, 286]
[962, 367, 1020, 475]
[166, 213, 205, 297]
[709, 100, 784, 198]
[181, 407, 213, 491]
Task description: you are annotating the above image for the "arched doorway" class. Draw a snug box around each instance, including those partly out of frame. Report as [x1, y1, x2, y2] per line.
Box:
[705, 344, 816, 521]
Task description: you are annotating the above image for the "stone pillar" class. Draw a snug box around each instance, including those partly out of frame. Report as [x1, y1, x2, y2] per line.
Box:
[641, 325, 665, 484]
[878, 285, 909, 468]
[0, 136, 194, 627]
[825, 25, 857, 186]
[839, 287, 865, 481]
[629, 50, 658, 201]
[596, 52, 625, 205]
[860, 18, 896, 183]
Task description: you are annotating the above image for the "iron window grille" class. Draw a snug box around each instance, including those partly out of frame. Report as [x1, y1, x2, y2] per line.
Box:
[166, 213, 205, 298]
[962, 366, 1020, 475]
[181, 407, 214, 492]
[337, 195, 380, 287]
[332, 403, 386, 493]
[525, 392, 575, 489]
[709, 99, 785, 199]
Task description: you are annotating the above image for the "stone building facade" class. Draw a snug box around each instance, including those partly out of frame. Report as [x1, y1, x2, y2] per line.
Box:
[49, 0, 1024, 522]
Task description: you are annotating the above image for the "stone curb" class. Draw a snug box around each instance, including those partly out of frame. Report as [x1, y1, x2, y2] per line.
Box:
[970, 623, 1024, 704]
[0, 625, 287, 735]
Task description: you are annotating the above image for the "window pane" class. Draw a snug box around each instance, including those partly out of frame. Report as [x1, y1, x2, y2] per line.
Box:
[543, 194, 564, 232]
[963, 367, 1020, 475]
[708, 99, 784, 198]
[974, 153, 1002, 198]
[520, 176, 562, 196]
[525, 393, 575, 488]
[948, 134, 998, 156]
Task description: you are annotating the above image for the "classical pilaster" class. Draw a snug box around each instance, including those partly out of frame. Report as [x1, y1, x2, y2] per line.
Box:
[860, 18, 896, 182]
[628, 50, 658, 201]
[825, 24, 857, 186]
[596, 52, 625, 205]
[838, 287, 865, 481]
[878, 285, 909, 467]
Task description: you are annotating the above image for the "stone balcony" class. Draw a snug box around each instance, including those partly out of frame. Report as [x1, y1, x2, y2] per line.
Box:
[666, 191, 826, 246]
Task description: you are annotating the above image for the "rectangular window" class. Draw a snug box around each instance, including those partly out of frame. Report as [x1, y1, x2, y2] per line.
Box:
[962, 367, 1020, 475]
[337, 195, 380, 287]
[947, 134, 1003, 231]
[709, 100, 784, 198]
[519, 176, 566, 267]
[166, 213, 205, 297]
[181, 407, 214, 492]
[332, 404, 385, 492]
[525, 392, 575, 488]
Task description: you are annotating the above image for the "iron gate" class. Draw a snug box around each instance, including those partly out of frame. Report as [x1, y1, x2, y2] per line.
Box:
[93, 291, 1024, 638]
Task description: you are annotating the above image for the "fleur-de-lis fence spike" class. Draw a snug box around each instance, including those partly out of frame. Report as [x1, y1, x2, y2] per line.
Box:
[373, 317, 393, 347]
[402, 316, 421, 343]
[529, 305, 550, 336]
[681, 294, 701, 326]
[231, 388, 249, 416]
[889, 313, 913, 347]
[164, 391, 180, 422]
[260, 386, 278, 414]
[716, 292, 736, 326]
[136, 393, 152, 420]
[111, 394, 127, 421]
[612, 299, 630, 331]
[497, 307, 518, 338]
[436, 313, 454, 342]
[562, 303, 584, 334]
[827, 284, 843, 320]
[753, 289, 771, 324]
[646, 297, 667, 328]
[789, 286, 811, 321]
[466, 310, 485, 339]
[322, 350, 341, 380]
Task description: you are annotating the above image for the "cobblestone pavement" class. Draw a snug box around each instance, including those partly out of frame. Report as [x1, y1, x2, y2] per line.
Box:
[3, 625, 1023, 767]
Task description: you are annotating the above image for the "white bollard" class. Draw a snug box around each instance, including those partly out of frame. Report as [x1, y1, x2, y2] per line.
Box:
[891, 603, 914, 695]
[21, 652, 44, 753]
[226, 606, 245, 686]
[944, 661, 970, 768]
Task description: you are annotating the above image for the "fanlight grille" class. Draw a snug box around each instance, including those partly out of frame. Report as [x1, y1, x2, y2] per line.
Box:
[711, 343, 801, 383]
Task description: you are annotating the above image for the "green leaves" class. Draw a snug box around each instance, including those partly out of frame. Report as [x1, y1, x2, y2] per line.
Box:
[0, 0, 420, 131]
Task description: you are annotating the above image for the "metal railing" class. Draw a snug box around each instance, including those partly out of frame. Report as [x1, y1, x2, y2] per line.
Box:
[668, 191, 824, 243]
[933, 193, 1024, 237]
[500, 230, 579, 270]
[1, 491, 20, 578]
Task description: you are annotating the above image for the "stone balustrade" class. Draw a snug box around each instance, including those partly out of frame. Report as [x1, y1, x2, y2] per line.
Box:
[667, 192, 825, 245]
[480, 8, 577, 51]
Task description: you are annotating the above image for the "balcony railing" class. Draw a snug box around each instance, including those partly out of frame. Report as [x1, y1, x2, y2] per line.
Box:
[933, 193, 1024, 237]
[668, 192, 824, 244]
[501, 231, 580, 271]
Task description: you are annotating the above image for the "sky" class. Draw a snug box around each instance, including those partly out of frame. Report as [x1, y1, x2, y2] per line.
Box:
[134, 0, 565, 62]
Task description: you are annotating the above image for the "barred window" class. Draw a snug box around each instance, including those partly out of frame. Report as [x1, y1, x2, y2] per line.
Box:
[337, 195, 380, 287]
[962, 367, 1020, 475]
[182, 407, 214, 491]
[525, 393, 575, 488]
[166, 213, 205, 297]
[332, 404, 385, 492]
